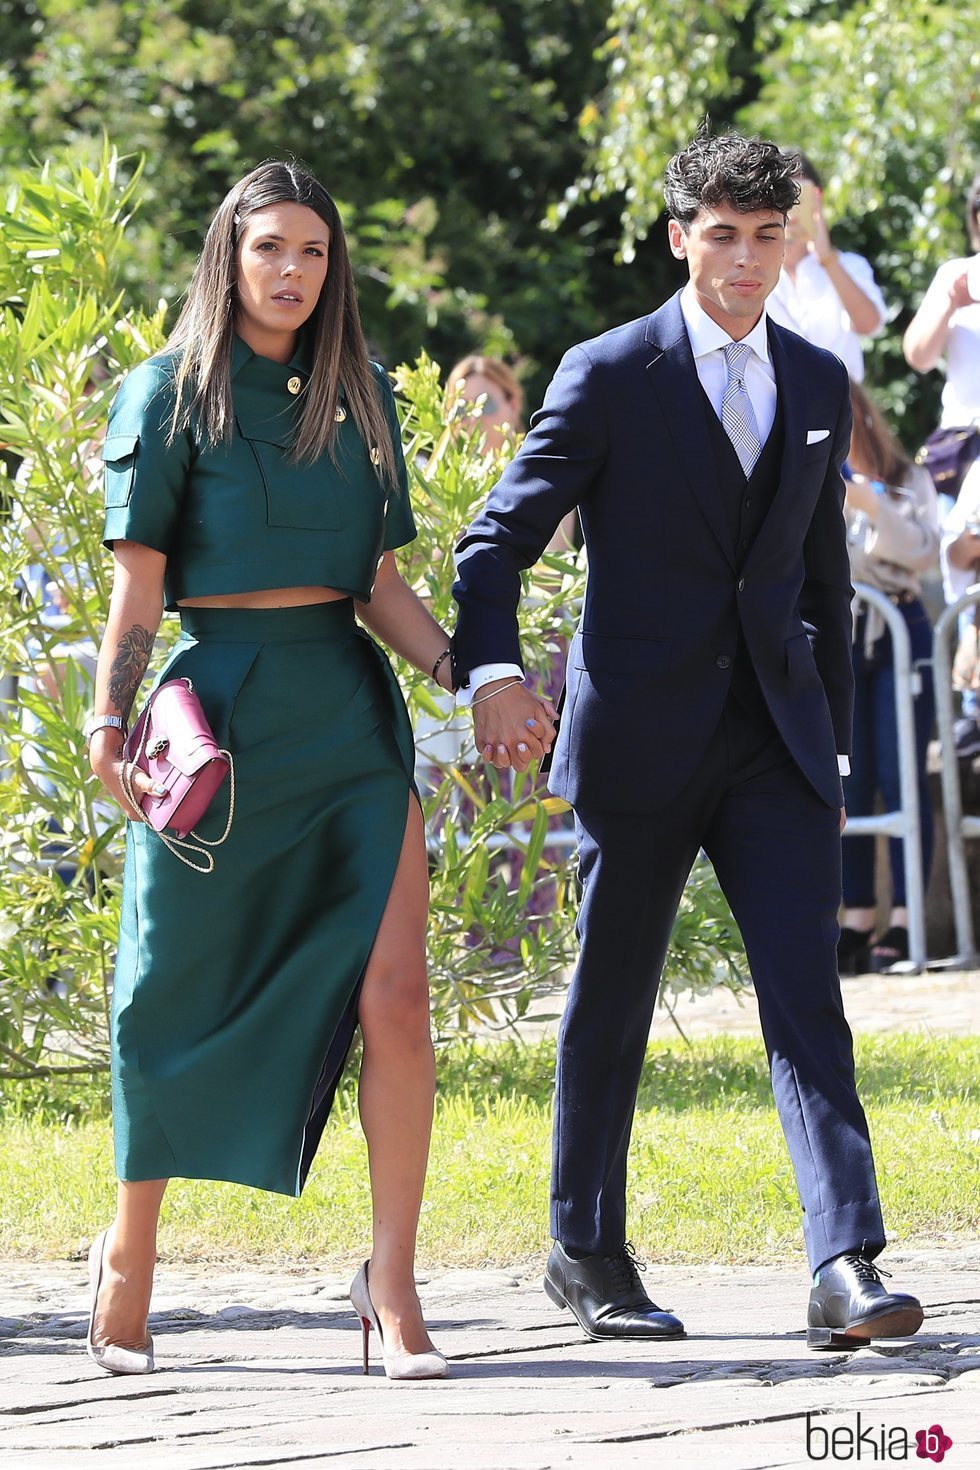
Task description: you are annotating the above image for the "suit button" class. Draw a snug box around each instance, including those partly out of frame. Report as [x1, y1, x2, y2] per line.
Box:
[716, 654, 732, 669]
[737, 578, 745, 592]
[287, 375, 303, 394]
[745, 497, 752, 508]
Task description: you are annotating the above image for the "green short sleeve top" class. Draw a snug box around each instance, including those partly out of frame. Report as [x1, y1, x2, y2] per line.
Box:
[102, 336, 416, 610]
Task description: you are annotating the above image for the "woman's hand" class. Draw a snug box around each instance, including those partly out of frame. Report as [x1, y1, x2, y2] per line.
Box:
[89, 729, 164, 821]
[472, 681, 558, 772]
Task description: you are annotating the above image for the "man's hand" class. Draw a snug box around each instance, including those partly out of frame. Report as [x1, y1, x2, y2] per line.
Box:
[840, 806, 847, 834]
[472, 679, 557, 772]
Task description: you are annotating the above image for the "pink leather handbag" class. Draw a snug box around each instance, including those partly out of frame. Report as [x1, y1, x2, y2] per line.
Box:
[122, 677, 234, 874]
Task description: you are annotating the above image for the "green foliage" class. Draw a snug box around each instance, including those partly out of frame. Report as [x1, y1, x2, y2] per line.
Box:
[0, 142, 168, 1081]
[0, 0, 657, 406]
[553, 0, 753, 259]
[561, 0, 980, 444]
[0, 146, 747, 1080]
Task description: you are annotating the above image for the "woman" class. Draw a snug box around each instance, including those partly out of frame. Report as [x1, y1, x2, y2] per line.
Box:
[85, 159, 555, 1380]
[837, 381, 939, 975]
[445, 354, 524, 455]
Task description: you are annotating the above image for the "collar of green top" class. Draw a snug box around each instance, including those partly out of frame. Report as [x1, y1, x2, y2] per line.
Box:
[230, 330, 315, 386]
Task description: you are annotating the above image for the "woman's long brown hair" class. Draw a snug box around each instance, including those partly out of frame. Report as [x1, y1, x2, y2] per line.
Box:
[164, 160, 397, 486]
[847, 379, 913, 489]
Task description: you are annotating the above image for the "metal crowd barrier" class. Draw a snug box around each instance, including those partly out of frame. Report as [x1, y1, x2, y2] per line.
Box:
[932, 585, 980, 965]
[843, 583, 927, 972]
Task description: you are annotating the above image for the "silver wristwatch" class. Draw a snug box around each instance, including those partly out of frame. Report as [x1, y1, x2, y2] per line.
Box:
[83, 713, 129, 743]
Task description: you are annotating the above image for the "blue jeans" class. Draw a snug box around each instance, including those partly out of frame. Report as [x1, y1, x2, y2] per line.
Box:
[842, 599, 935, 908]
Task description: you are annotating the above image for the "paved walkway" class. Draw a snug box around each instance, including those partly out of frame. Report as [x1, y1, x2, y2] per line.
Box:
[3, 974, 977, 1469]
[649, 963, 979, 1038]
[2, 1249, 979, 1469]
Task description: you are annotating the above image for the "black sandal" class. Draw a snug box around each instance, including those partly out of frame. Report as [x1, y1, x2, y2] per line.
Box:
[868, 926, 909, 972]
[837, 926, 875, 977]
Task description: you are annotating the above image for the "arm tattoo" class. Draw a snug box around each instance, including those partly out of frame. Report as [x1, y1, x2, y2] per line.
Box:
[106, 625, 155, 715]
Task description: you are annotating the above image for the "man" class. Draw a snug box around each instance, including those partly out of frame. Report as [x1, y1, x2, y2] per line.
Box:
[451, 130, 923, 1351]
[766, 152, 886, 383]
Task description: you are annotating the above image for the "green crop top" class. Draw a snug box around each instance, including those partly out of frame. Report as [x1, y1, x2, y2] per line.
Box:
[102, 335, 416, 610]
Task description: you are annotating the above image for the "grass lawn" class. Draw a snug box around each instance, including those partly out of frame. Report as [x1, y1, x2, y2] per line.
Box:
[1, 1034, 977, 1268]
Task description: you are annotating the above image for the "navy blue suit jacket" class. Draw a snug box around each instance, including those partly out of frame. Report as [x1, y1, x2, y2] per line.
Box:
[452, 291, 854, 814]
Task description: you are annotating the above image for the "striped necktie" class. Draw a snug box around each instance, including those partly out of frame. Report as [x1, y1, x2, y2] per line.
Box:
[721, 341, 762, 478]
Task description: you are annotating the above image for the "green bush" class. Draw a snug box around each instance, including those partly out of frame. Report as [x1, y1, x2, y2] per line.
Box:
[0, 146, 746, 1081]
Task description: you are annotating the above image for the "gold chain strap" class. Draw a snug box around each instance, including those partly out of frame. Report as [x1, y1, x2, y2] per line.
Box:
[120, 685, 235, 875]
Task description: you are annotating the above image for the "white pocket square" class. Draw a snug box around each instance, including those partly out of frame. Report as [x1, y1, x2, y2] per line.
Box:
[806, 428, 830, 445]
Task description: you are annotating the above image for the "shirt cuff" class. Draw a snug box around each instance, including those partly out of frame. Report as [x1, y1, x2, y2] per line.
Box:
[838, 755, 850, 777]
[455, 662, 525, 707]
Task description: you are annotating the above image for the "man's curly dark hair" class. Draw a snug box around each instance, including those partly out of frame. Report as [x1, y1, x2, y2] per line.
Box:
[664, 127, 801, 229]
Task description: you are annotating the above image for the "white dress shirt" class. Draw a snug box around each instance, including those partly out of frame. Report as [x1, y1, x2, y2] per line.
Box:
[766, 250, 885, 383]
[679, 282, 777, 443]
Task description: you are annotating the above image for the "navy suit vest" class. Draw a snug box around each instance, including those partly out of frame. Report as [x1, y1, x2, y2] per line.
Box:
[702, 390, 786, 723]
[700, 387, 785, 565]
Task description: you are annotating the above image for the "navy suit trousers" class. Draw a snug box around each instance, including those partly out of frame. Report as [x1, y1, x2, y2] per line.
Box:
[551, 689, 886, 1273]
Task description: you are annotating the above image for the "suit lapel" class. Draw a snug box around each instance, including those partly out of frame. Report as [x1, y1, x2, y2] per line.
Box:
[747, 322, 810, 560]
[644, 299, 736, 569]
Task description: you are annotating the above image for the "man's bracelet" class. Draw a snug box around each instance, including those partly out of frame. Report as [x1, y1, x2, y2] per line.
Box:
[470, 677, 524, 707]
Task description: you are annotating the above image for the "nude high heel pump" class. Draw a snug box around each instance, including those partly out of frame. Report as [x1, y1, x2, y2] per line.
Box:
[349, 1261, 447, 1381]
[86, 1229, 155, 1375]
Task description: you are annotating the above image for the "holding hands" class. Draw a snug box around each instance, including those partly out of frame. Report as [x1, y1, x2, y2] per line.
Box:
[471, 679, 558, 772]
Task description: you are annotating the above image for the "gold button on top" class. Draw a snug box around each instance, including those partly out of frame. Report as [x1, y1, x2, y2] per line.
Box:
[287, 375, 303, 395]
[370, 446, 381, 466]
[335, 404, 347, 423]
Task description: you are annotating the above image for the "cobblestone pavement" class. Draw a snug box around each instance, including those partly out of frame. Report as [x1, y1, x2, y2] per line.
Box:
[2, 1249, 978, 1469]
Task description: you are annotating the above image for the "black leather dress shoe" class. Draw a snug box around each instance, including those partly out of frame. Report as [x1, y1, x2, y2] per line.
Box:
[807, 1252, 924, 1350]
[544, 1242, 686, 1341]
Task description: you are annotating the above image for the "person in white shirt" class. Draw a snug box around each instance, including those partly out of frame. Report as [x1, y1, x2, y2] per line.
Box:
[903, 172, 980, 505]
[766, 153, 886, 383]
[908, 177, 980, 749]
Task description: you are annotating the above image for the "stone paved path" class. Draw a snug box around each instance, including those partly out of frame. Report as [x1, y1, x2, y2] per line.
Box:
[2, 1248, 978, 1469]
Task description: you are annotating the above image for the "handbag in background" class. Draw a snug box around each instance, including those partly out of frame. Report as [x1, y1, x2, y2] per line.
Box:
[917, 424, 980, 501]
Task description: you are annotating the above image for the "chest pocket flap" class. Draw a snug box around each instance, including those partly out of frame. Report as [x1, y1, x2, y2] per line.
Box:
[235, 414, 342, 531]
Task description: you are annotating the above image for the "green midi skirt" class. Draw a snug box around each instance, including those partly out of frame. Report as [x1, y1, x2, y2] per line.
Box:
[111, 601, 417, 1196]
